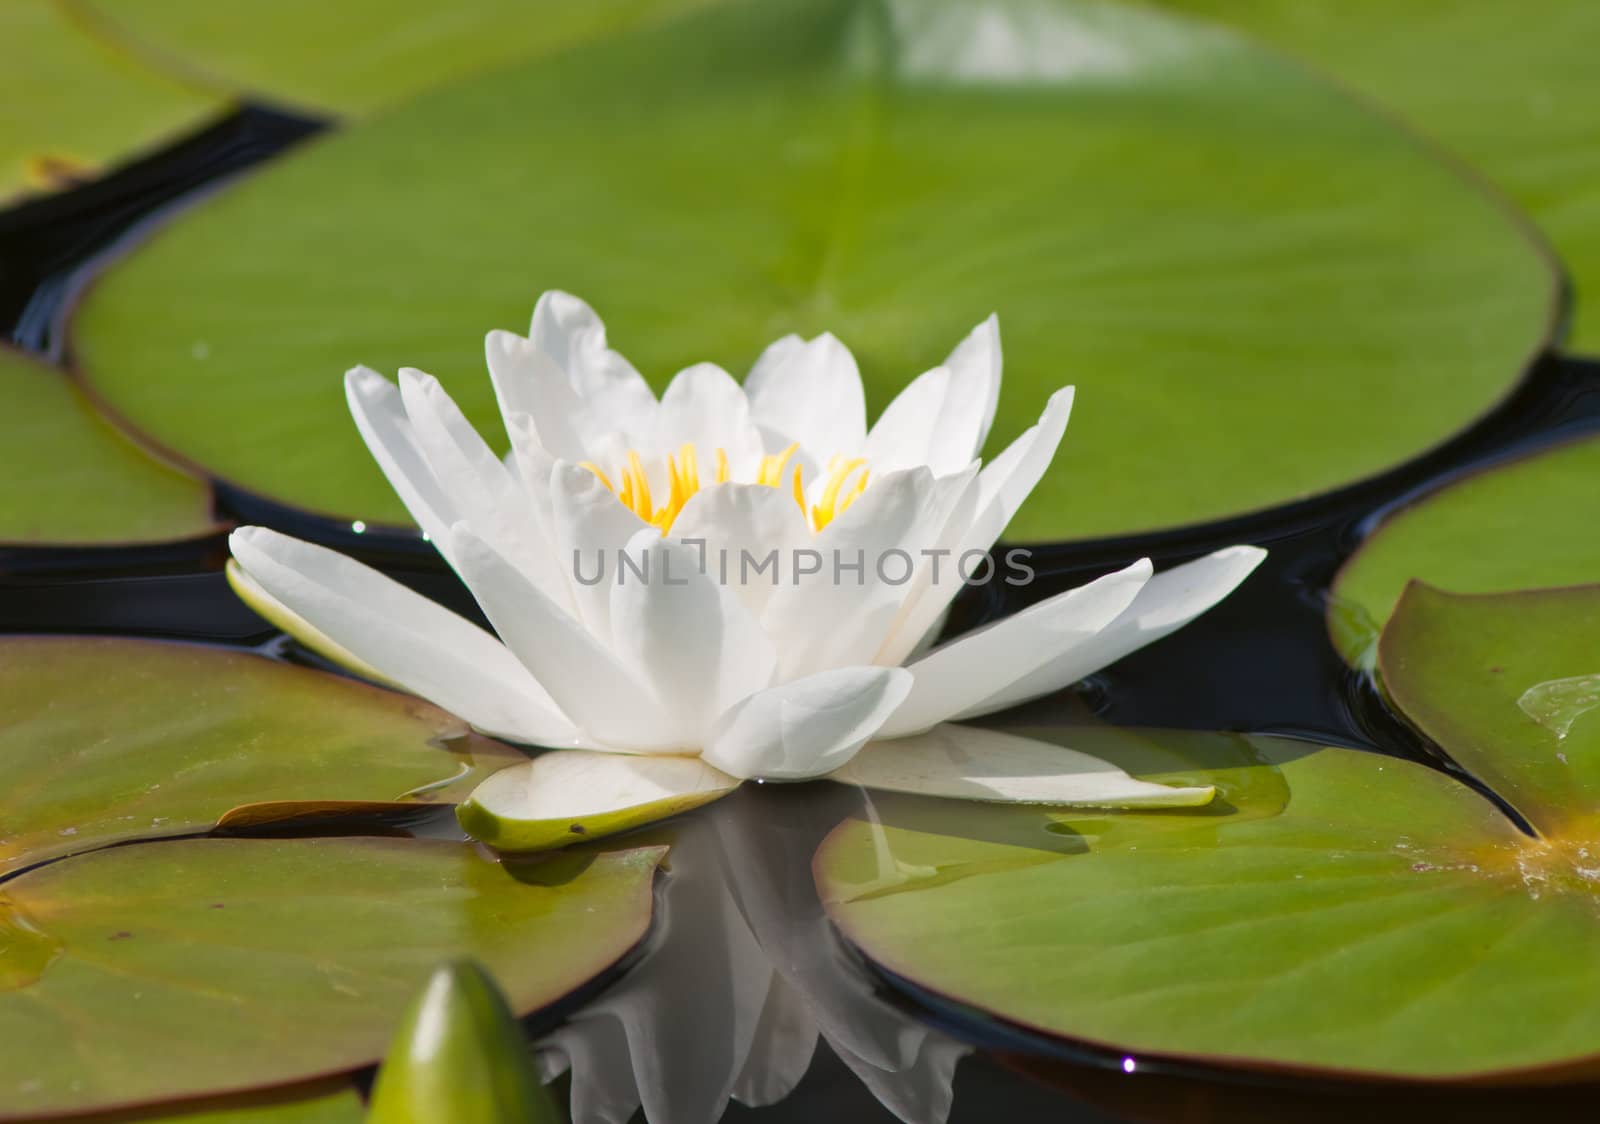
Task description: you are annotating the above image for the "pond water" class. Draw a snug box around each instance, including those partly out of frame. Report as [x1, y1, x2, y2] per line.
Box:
[4, 108, 1600, 1123]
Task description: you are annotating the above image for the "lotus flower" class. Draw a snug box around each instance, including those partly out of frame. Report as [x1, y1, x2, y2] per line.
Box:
[228, 292, 1264, 837]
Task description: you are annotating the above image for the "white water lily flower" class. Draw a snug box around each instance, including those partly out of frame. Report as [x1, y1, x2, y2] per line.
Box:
[227, 291, 1265, 834]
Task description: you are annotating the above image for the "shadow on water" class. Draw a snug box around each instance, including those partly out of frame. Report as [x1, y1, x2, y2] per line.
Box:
[2, 109, 1600, 1122]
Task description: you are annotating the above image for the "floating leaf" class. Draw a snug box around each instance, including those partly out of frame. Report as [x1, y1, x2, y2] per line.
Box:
[817, 723, 1600, 1080]
[0, 2, 221, 203]
[1329, 433, 1600, 664]
[0, 348, 218, 546]
[0, 636, 524, 874]
[368, 960, 560, 1124]
[75, 0, 725, 117]
[75, 1081, 363, 1123]
[1380, 583, 1600, 840]
[0, 838, 663, 1119]
[71, 0, 1553, 541]
[1151, 0, 1600, 350]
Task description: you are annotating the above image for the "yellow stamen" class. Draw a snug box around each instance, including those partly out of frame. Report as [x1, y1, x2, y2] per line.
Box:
[755, 442, 799, 487]
[578, 461, 616, 493]
[812, 457, 868, 529]
[581, 440, 869, 533]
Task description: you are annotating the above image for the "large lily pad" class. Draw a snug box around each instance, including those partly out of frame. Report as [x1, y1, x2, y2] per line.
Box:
[71, 0, 1554, 541]
[85, 1081, 363, 1123]
[74, 0, 725, 117]
[0, 348, 218, 546]
[1329, 433, 1600, 665]
[0, 837, 663, 1119]
[0, 636, 524, 874]
[817, 717, 1600, 1079]
[0, 2, 221, 203]
[1152, 0, 1600, 351]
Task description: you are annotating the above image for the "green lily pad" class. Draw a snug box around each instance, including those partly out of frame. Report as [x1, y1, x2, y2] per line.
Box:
[76, 1081, 363, 1123]
[1151, 0, 1600, 351]
[816, 720, 1600, 1079]
[0, 635, 525, 874]
[74, 0, 725, 117]
[0, 2, 222, 203]
[1381, 583, 1600, 841]
[71, 0, 1553, 541]
[1329, 433, 1600, 665]
[0, 348, 218, 546]
[0, 837, 663, 1119]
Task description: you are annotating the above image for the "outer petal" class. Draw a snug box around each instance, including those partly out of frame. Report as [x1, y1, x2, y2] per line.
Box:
[529, 290, 658, 437]
[551, 461, 650, 642]
[457, 750, 741, 851]
[669, 482, 813, 617]
[344, 366, 458, 551]
[876, 558, 1152, 739]
[397, 368, 569, 608]
[743, 331, 867, 459]
[958, 545, 1268, 719]
[929, 313, 1002, 468]
[228, 527, 576, 745]
[447, 523, 679, 750]
[484, 329, 590, 463]
[653, 362, 764, 479]
[830, 725, 1214, 806]
[609, 531, 778, 737]
[762, 466, 965, 677]
[879, 386, 1074, 665]
[703, 667, 913, 781]
[862, 365, 951, 476]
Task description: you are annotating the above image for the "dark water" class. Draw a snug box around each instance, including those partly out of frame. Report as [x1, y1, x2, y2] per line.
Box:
[4, 108, 1600, 1122]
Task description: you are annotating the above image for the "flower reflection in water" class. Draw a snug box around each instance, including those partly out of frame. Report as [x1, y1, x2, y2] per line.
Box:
[537, 783, 967, 1124]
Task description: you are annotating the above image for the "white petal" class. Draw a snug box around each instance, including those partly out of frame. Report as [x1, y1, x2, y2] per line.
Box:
[829, 1029, 966, 1124]
[879, 386, 1074, 664]
[447, 523, 680, 750]
[228, 527, 575, 745]
[929, 313, 1002, 467]
[529, 290, 657, 436]
[958, 545, 1268, 719]
[703, 667, 913, 781]
[484, 329, 590, 463]
[761, 467, 956, 677]
[831, 725, 1215, 806]
[457, 750, 740, 851]
[669, 482, 813, 617]
[609, 531, 778, 736]
[653, 362, 764, 479]
[551, 461, 650, 641]
[876, 558, 1152, 739]
[397, 369, 569, 608]
[344, 366, 458, 554]
[743, 332, 867, 459]
[862, 365, 951, 476]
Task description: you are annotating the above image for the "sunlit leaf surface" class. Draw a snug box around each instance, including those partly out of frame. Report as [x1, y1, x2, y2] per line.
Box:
[817, 722, 1600, 1079]
[0, 839, 662, 1119]
[0, 636, 525, 874]
[75, 0, 727, 116]
[71, 0, 1553, 541]
[1153, 0, 1600, 351]
[0, 1, 221, 203]
[0, 348, 217, 546]
[1330, 433, 1600, 664]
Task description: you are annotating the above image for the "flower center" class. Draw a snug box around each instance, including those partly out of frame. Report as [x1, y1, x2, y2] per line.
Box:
[580, 443, 869, 534]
